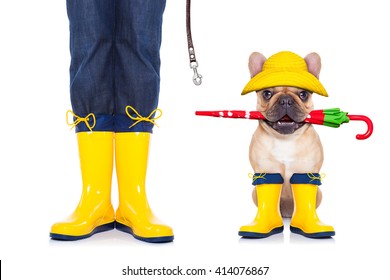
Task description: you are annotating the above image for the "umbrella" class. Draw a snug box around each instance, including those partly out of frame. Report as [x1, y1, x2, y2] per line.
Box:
[195, 108, 373, 140]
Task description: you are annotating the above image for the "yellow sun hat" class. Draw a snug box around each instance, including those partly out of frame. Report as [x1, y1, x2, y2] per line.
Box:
[241, 51, 328, 97]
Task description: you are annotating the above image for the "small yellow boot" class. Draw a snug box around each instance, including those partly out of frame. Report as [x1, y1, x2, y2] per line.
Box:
[239, 173, 284, 238]
[115, 132, 174, 243]
[50, 132, 115, 240]
[290, 173, 335, 238]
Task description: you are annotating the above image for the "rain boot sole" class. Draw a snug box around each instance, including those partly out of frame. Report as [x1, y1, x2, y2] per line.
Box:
[290, 226, 335, 238]
[115, 221, 174, 243]
[50, 221, 115, 241]
[239, 225, 284, 239]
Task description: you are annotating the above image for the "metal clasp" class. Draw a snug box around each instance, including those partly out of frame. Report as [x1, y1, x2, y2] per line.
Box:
[190, 61, 202, 86]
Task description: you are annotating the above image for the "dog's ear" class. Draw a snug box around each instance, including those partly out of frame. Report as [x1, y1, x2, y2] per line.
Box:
[304, 53, 322, 78]
[248, 52, 267, 78]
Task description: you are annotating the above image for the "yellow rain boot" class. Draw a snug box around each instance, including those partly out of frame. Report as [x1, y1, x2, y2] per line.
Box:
[290, 173, 335, 238]
[239, 173, 284, 238]
[50, 132, 115, 240]
[115, 132, 174, 243]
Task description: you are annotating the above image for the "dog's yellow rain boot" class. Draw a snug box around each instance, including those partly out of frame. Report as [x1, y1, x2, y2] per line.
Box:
[115, 132, 174, 243]
[290, 173, 335, 238]
[50, 132, 115, 240]
[239, 173, 284, 238]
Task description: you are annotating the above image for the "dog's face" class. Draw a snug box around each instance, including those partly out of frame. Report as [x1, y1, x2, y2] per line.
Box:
[248, 52, 322, 135]
[257, 87, 313, 134]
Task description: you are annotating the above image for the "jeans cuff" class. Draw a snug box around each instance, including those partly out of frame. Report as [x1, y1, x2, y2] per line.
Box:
[251, 173, 284, 186]
[75, 114, 115, 132]
[290, 173, 322, 186]
[114, 114, 154, 133]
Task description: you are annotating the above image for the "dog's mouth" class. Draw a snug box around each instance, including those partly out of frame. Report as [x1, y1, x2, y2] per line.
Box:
[264, 115, 306, 134]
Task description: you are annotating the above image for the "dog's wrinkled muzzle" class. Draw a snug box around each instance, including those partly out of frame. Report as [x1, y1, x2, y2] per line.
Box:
[264, 95, 307, 134]
[264, 116, 305, 135]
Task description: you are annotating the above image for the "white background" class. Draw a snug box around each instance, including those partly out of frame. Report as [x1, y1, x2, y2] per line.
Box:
[0, 0, 389, 279]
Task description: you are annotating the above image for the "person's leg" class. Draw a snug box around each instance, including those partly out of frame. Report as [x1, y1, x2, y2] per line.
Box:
[114, 0, 166, 131]
[113, 0, 173, 243]
[50, 0, 116, 240]
[68, 0, 115, 131]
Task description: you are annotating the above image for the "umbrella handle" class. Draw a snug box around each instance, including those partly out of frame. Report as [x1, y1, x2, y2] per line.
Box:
[347, 115, 373, 140]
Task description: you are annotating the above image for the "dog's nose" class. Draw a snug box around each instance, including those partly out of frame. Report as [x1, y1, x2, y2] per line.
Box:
[279, 95, 294, 108]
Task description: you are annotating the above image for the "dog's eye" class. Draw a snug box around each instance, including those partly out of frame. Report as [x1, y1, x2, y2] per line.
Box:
[262, 90, 273, 100]
[299, 91, 309, 101]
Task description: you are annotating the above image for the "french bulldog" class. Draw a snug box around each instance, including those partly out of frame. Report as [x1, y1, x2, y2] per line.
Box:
[247, 52, 324, 218]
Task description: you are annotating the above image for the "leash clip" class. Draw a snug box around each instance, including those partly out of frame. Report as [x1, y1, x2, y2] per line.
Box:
[190, 61, 202, 86]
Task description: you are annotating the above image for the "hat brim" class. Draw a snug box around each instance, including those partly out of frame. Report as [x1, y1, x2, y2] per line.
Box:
[241, 70, 328, 97]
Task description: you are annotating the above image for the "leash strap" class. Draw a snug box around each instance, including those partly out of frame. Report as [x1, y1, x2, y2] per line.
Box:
[186, 0, 202, 85]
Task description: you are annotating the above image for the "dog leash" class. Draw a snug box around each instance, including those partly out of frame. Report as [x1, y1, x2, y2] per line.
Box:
[186, 0, 202, 85]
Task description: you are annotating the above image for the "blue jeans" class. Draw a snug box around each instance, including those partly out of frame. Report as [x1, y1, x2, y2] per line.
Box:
[67, 0, 166, 133]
